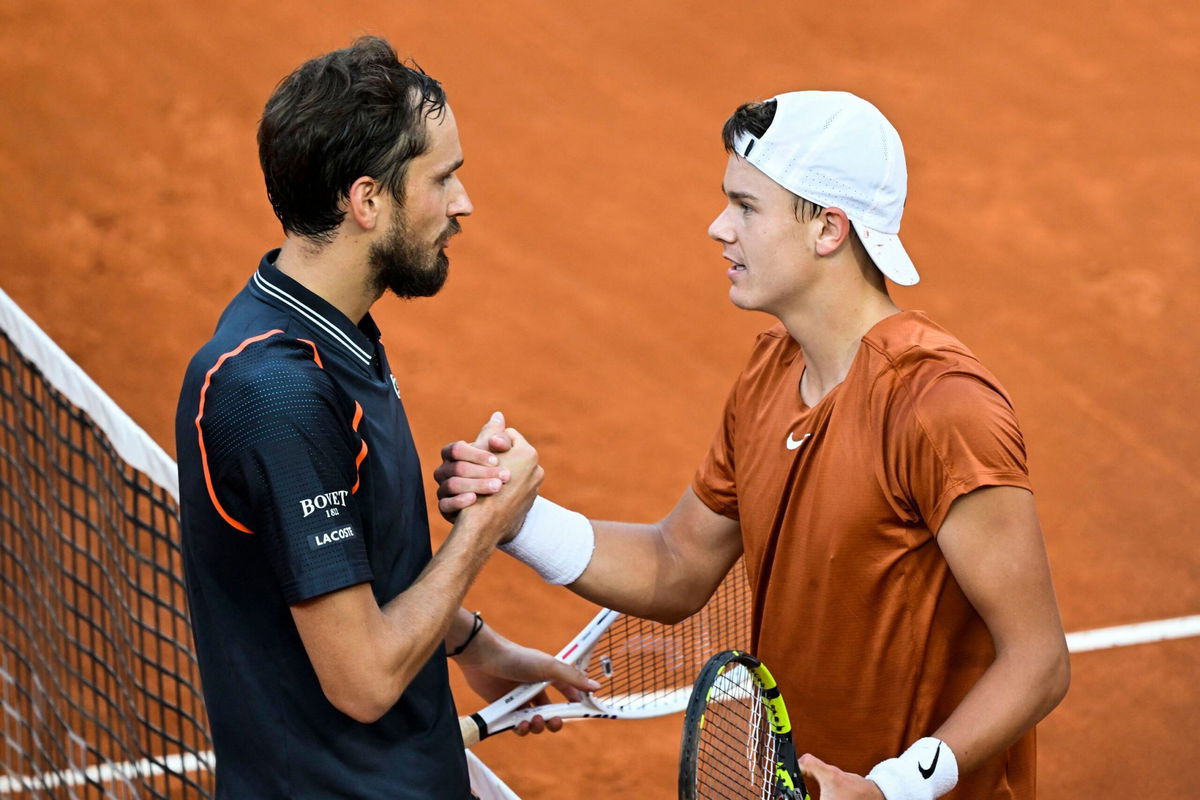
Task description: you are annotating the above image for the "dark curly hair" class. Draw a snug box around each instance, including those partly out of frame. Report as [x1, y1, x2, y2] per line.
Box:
[257, 36, 447, 242]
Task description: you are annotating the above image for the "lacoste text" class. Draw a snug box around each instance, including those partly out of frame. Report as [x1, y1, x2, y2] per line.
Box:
[311, 526, 355, 548]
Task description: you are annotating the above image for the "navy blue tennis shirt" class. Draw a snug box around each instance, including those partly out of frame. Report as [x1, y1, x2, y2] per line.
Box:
[175, 251, 469, 799]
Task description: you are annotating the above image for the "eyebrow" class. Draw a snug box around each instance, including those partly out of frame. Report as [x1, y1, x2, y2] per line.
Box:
[439, 158, 464, 178]
[721, 185, 759, 202]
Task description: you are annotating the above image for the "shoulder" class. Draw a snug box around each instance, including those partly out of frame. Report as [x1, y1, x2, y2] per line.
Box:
[863, 312, 1020, 427]
[194, 331, 348, 435]
[201, 329, 328, 389]
[863, 312, 975, 369]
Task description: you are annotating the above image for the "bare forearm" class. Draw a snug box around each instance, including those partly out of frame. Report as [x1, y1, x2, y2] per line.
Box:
[300, 514, 499, 723]
[567, 519, 696, 621]
[568, 493, 742, 623]
[934, 642, 1070, 774]
[372, 517, 498, 698]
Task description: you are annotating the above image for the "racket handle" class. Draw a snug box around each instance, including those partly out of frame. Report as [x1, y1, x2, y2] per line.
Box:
[460, 713, 484, 748]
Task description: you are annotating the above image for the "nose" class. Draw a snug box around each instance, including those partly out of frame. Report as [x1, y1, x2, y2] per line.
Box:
[449, 177, 474, 218]
[708, 206, 734, 243]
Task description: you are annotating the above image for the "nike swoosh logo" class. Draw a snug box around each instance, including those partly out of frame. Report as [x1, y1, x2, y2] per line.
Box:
[918, 742, 941, 779]
[785, 432, 812, 451]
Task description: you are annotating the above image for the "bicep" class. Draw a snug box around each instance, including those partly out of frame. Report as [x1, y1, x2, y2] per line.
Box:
[659, 486, 743, 597]
[291, 583, 389, 719]
[937, 486, 1065, 654]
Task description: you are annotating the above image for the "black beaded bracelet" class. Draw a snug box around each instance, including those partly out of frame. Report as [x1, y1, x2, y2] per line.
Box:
[448, 611, 484, 657]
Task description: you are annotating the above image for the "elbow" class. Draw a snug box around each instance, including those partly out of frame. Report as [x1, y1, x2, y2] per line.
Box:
[1028, 638, 1071, 722]
[322, 680, 400, 725]
[646, 588, 715, 625]
[611, 588, 705, 625]
[1046, 641, 1071, 711]
[328, 691, 393, 725]
[308, 641, 423, 724]
[647, 605, 696, 626]
[999, 634, 1071, 724]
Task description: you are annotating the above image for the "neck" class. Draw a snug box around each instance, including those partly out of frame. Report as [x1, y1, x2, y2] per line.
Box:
[274, 234, 380, 323]
[779, 281, 901, 406]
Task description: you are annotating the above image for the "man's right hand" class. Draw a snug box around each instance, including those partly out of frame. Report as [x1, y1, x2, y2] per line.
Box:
[434, 412, 515, 520]
[454, 425, 541, 547]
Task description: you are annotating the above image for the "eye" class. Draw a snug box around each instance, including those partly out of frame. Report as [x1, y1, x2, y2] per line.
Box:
[739, 202, 754, 215]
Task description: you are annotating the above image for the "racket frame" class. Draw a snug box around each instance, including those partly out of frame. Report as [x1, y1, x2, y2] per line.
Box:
[678, 650, 808, 800]
[461, 607, 628, 747]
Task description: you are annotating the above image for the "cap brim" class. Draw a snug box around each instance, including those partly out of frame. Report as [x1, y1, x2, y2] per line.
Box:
[852, 221, 919, 286]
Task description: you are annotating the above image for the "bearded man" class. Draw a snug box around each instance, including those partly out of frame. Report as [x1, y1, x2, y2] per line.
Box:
[174, 37, 592, 799]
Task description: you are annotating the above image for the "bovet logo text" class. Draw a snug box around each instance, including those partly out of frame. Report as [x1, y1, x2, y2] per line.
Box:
[300, 490, 349, 518]
[310, 526, 355, 550]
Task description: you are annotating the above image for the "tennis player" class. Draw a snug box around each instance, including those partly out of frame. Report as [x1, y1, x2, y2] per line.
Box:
[174, 38, 595, 799]
[437, 92, 1070, 799]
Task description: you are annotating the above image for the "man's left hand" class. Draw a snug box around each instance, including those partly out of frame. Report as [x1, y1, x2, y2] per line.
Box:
[798, 754, 885, 799]
[452, 625, 599, 736]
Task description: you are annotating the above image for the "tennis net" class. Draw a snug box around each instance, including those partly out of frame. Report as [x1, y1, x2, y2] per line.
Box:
[0, 288, 214, 798]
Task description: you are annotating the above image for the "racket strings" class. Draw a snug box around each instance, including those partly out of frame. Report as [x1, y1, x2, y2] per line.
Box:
[585, 559, 752, 714]
[691, 664, 776, 799]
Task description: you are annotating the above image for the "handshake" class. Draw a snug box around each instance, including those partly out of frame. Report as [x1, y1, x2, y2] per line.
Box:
[433, 411, 542, 548]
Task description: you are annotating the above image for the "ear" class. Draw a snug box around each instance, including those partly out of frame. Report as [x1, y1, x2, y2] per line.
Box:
[813, 207, 852, 257]
[345, 176, 386, 231]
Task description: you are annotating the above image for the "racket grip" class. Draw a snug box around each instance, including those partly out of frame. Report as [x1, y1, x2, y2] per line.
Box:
[459, 714, 483, 748]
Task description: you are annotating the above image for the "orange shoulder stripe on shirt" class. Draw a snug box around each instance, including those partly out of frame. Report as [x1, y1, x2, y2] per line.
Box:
[195, 329, 285, 534]
[196, 332, 367, 531]
[296, 337, 323, 369]
[295, 339, 367, 492]
[351, 401, 368, 494]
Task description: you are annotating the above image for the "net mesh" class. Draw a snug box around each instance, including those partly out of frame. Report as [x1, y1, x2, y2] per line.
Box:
[586, 559, 752, 716]
[0, 309, 214, 798]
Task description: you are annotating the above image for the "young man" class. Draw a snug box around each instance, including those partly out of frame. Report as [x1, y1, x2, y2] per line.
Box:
[175, 38, 593, 799]
[438, 92, 1070, 799]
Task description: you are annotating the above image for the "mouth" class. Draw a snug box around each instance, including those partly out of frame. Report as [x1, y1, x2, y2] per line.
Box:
[440, 219, 463, 247]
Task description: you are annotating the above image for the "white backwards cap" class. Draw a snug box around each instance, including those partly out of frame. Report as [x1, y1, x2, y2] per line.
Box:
[732, 91, 919, 286]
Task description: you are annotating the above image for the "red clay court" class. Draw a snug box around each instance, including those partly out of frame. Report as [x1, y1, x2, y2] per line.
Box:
[2, 1, 1198, 797]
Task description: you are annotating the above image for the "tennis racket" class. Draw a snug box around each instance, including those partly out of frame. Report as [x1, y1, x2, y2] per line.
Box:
[678, 650, 809, 800]
[460, 559, 751, 747]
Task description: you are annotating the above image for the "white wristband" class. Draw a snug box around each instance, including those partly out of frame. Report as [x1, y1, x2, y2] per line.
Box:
[498, 497, 594, 585]
[866, 737, 958, 800]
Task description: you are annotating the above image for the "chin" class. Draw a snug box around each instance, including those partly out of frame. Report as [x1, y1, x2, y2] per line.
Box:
[728, 287, 760, 312]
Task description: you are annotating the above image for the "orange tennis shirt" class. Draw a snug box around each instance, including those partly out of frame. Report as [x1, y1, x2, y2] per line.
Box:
[693, 311, 1036, 799]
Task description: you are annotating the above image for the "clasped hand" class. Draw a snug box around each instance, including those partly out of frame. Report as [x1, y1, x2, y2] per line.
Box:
[440, 411, 538, 545]
[433, 411, 521, 523]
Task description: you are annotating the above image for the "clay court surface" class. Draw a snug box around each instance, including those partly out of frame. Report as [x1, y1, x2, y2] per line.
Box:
[3, 1, 1199, 797]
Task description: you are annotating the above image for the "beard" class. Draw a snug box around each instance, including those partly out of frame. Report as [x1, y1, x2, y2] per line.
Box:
[369, 211, 460, 299]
